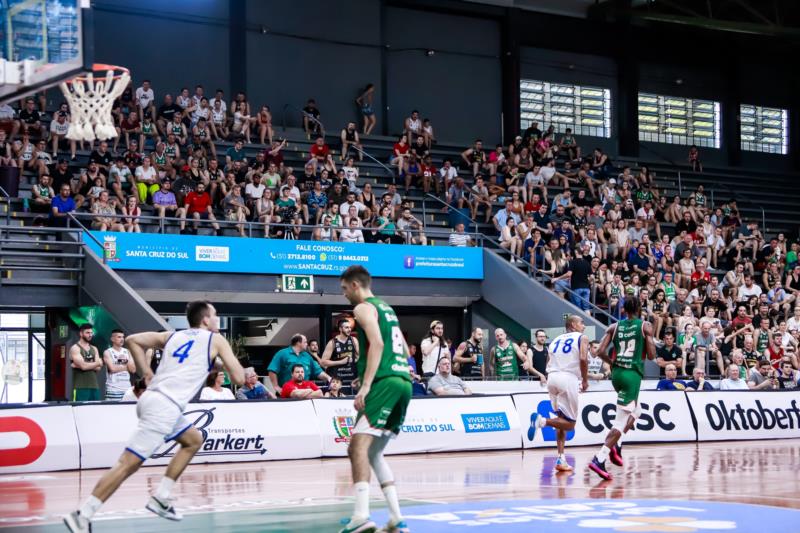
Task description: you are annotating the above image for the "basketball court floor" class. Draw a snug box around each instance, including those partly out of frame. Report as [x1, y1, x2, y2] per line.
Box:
[1, 440, 798, 532]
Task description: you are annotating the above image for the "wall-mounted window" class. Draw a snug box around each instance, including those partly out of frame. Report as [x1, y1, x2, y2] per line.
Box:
[520, 79, 611, 138]
[638, 93, 720, 148]
[740, 104, 788, 155]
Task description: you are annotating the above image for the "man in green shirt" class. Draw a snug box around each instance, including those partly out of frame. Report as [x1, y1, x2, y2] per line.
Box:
[267, 335, 331, 395]
[590, 296, 655, 481]
[338, 265, 411, 533]
[488, 328, 530, 380]
[70, 324, 103, 401]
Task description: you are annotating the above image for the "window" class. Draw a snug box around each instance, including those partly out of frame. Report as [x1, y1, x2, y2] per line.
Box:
[740, 104, 788, 154]
[638, 93, 720, 148]
[520, 79, 611, 138]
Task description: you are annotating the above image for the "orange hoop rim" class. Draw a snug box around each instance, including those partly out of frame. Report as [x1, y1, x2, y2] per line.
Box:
[67, 63, 130, 85]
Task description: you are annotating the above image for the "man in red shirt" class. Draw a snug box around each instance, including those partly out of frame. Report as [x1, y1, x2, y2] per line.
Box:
[309, 136, 331, 174]
[280, 364, 323, 399]
[690, 259, 712, 289]
[180, 182, 221, 235]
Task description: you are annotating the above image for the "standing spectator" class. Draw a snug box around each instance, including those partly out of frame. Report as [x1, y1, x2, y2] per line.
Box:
[236, 367, 274, 399]
[719, 364, 749, 390]
[320, 319, 359, 391]
[420, 321, 450, 377]
[428, 358, 472, 396]
[530, 330, 549, 379]
[102, 329, 134, 401]
[200, 370, 236, 400]
[50, 183, 76, 227]
[656, 364, 687, 390]
[488, 328, 529, 380]
[566, 246, 593, 311]
[355, 83, 376, 135]
[685, 367, 714, 391]
[70, 324, 102, 401]
[452, 327, 485, 380]
[280, 365, 324, 399]
[180, 181, 221, 235]
[688, 144, 702, 172]
[268, 334, 331, 393]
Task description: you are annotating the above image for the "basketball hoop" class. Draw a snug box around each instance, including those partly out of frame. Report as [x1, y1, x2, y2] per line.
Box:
[59, 63, 131, 142]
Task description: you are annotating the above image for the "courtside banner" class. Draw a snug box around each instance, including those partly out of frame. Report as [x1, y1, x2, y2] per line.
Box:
[315, 396, 520, 457]
[514, 391, 695, 449]
[687, 390, 800, 441]
[86, 232, 483, 280]
[73, 400, 321, 469]
[0, 406, 79, 473]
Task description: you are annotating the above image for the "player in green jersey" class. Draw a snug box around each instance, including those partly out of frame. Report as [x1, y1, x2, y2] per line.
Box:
[488, 328, 530, 380]
[339, 265, 412, 533]
[589, 296, 655, 481]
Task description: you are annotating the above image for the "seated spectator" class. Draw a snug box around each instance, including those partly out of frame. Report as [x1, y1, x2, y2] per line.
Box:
[685, 367, 714, 391]
[449, 223, 473, 247]
[719, 364, 749, 390]
[325, 377, 346, 398]
[339, 217, 365, 243]
[777, 358, 800, 389]
[340, 121, 362, 161]
[134, 158, 159, 204]
[268, 334, 331, 394]
[656, 364, 687, 390]
[152, 179, 181, 222]
[91, 191, 126, 232]
[50, 183, 76, 227]
[312, 215, 337, 241]
[747, 359, 779, 390]
[439, 159, 458, 194]
[223, 184, 250, 237]
[656, 330, 684, 375]
[180, 181, 221, 235]
[236, 367, 274, 400]
[200, 370, 235, 400]
[391, 135, 409, 177]
[470, 176, 494, 223]
[16, 97, 45, 138]
[558, 128, 581, 161]
[396, 208, 426, 245]
[428, 357, 472, 396]
[30, 174, 55, 214]
[280, 364, 324, 399]
[309, 136, 333, 174]
[302, 98, 322, 136]
[122, 195, 142, 233]
[688, 144, 702, 172]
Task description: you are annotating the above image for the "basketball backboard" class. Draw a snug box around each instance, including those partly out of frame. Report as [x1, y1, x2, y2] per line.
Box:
[0, 0, 92, 103]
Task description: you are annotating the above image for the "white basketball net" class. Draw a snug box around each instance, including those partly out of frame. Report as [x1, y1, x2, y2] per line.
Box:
[59, 68, 131, 142]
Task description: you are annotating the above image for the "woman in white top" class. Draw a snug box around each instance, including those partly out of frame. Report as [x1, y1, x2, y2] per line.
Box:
[420, 320, 450, 376]
[232, 101, 252, 143]
[200, 370, 235, 401]
[500, 218, 523, 260]
[123, 195, 141, 233]
[256, 188, 275, 237]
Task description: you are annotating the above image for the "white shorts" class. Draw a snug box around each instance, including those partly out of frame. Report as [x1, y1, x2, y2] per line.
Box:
[547, 371, 580, 422]
[125, 390, 191, 461]
[540, 167, 556, 183]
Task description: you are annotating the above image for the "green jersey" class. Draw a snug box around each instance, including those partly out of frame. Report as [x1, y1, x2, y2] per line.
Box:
[356, 297, 411, 383]
[494, 343, 519, 380]
[613, 318, 645, 376]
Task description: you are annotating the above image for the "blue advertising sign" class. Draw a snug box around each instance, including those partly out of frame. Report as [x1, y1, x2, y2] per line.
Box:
[87, 232, 483, 279]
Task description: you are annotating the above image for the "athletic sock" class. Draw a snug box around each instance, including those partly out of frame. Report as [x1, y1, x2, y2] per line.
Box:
[154, 477, 175, 500]
[353, 481, 370, 520]
[78, 495, 102, 520]
[558, 453, 566, 462]
[536, 416, 547, 429]
[382, 484, 403, 524]
[597, 445, 610, 463]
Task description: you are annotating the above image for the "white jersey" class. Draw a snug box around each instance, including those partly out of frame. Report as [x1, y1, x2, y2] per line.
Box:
[105, 347, 133, 393]
[149, 328, 214, 409]
[546, 331, 582, 378]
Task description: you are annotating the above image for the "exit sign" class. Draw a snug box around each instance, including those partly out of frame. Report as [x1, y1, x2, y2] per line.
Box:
[282, 274, 314, 293]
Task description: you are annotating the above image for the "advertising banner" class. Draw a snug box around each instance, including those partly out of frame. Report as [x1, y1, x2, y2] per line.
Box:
[514, 391, 696, 449]
[86, 232, 483, 280]
[0, 406, 79, 473]
[73, 400, 321, 469]
[687, 391, 800, 441]
[315, 396, 520, 457]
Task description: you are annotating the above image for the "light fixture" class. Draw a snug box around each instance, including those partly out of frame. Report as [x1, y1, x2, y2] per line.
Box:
[425, 49, 435, 57]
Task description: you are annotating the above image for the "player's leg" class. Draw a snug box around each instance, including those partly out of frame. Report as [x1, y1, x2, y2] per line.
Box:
[610, 401, 641, 467]
[589, 369, 640, 479]
[342, 432, 377, 533]
[373, 379, 411, 532]
[146, 426, 203, 521]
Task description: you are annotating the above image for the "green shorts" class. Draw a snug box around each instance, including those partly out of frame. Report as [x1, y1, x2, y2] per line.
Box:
[73, 388, 101, 402]
[611, 367, 642, 406]
[355, 376, 412, 437]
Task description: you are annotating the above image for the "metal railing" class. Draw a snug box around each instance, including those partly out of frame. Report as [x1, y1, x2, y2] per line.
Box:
[0, 225, 88, 288]
[64, 210, 484, 246]
[281, 104, 325, 137]
[0, 185, 10, 226]
[422, 193, 617, 323]
[350, 144, 396, 185]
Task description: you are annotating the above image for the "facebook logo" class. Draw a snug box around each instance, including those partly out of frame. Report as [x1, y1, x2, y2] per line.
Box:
[532, 400, 575, 442]
[403, 256, 415, 269]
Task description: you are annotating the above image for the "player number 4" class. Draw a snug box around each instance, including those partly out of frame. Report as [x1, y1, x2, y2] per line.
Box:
[173, 340, 194, 363]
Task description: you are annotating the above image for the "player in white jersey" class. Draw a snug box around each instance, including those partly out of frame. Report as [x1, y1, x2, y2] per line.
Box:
[104, 329, 135, 401]
[65, 301, 245, 533]
[527, 315, 589, 472]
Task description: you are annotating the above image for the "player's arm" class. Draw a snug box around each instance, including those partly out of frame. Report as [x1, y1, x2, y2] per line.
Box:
[643, 322, 657, 360]
[579, 334, 590, 391]
[452, 342, 472, 364]
[102, 349, 127, 373]
[352, 302, 382, 410]
[125, 351, 136, 373]
[596, 324, 616, 366]
[212, 333, 245, 386]
[320, 339, 346, 369]
[69, 345, 96, 371]
[125, 331, 172, 381]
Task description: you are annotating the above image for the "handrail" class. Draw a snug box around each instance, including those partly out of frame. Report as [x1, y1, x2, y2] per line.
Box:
[65, 211, 484, 244]
[67, 212, 106, 264]
[0, 184, 10, 226]
[281, 103, 325, 137]
[423, 194, 616, 323]
[349, 144, 396, 185]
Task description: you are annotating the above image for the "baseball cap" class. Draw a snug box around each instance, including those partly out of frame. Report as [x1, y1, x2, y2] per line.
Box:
[608, 178, 616, 185]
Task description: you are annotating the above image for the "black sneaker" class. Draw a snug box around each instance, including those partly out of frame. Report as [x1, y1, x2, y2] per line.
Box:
[588, 456, 613, 481]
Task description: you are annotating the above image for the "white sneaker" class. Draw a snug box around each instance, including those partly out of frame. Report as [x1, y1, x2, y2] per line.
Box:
[146, 495, 183, 521]
[63, 510, 91, 532]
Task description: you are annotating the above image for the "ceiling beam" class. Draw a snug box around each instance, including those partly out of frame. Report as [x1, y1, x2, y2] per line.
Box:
[730, 0, 774, 26]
